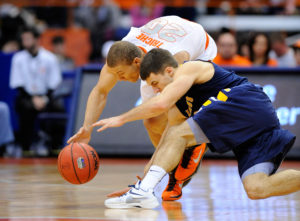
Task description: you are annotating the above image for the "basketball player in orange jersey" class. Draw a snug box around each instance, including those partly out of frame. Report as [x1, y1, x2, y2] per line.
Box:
[67, 16, 217, 201]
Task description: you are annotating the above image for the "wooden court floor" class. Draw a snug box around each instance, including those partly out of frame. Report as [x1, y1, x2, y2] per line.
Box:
[0, 157, 299, 221]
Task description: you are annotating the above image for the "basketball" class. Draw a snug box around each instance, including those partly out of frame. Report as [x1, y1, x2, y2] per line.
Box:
[57, 142, 100, 184]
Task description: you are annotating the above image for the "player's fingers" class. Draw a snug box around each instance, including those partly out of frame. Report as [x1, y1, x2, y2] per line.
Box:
[96, 124, 109, 132]
[92, 120, 105, 127]
[67, 127, 87, 143]
[67, 135, 78, 144]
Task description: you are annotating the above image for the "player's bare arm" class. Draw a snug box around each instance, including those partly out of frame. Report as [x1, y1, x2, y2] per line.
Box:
[67, 64, 118, 144]
[93, 61, 214, 132]
[173, 51, 190, 64]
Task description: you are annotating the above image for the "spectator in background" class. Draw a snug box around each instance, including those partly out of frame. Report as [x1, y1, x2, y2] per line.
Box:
[86, 0, 122, 62]
[130, 0, 164, 27]
[10, 27, 63, 157]
[248, 32, 277, 67]
[1, 39, 20, 53]
[292, 40, 300, 66]
[51, 36, 74, 71]
[270, 32, 296, 67]
[213, 32, 252, 67]
[0, 102, 15, 157]
[237, 33, 250, 59]
[101, 40, 115, 63]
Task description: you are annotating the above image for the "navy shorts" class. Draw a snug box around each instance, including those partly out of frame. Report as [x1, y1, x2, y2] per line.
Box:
[191, 83, 296, 177]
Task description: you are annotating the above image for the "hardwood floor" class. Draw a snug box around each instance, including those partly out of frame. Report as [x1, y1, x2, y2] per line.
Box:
[0, 158, 299, 221]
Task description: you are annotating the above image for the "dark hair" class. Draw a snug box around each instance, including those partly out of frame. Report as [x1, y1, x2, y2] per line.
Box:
[270, 32, 286, 44]
[52, 36, 64, 45]
[140, 48, 178, 80]
[107, 41, 142, 67]
[248, 32, 271, 65]
[20, 26, 40, 38]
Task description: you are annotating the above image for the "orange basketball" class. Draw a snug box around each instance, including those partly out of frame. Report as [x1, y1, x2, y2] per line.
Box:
[57, 142, 100, 184]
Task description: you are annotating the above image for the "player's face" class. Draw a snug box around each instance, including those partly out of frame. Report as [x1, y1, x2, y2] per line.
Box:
[146, 71, 173, 93]
[107, 63, 140, 82]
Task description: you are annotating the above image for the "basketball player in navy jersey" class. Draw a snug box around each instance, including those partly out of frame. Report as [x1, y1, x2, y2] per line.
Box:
[93, 48, 299, 209]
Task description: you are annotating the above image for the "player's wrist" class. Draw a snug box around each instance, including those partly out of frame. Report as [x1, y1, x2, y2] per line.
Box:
[83, 124, 93, 132]
[119, 114, 128, 124]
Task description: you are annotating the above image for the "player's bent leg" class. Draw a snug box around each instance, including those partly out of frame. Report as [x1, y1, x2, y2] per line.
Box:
[242, 163, 300, 199]
[143, 113, 168, 148]
[105, 121, 197, 208]
[161, 118, 209, 201]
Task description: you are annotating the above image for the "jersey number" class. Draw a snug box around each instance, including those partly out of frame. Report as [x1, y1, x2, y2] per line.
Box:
[141, 18, 187, 42]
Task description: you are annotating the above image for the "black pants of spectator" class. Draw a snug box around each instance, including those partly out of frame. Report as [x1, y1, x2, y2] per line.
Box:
[15, 94, 65, 151]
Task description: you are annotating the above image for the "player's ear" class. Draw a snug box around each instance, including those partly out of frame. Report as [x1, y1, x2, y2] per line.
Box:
[133, 57, 141, 66]
[165, 66, 174, 77]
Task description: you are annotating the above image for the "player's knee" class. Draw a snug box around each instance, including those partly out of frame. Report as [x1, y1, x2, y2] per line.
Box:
[143, 118, 153, 130]
[243, 177, 269, 200]
[143, 118, 164, 134]
[166, 125, 186, 143]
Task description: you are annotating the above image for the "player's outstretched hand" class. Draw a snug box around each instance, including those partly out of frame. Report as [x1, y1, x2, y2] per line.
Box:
[67, 126, 91, 144]
[92, 116, 125, 132]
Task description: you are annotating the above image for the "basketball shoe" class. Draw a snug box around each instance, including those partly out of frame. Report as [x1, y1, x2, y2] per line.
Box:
[175, 143, 207, 181]
[162, 144, 207, 201]
[162, 170, 183, 201]
[104, 181, 160, 209]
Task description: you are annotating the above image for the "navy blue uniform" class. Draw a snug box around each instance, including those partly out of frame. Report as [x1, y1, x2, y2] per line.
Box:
[176, 62, 296, 177]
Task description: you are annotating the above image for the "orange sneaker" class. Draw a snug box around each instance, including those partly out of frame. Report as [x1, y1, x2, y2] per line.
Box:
[162, 172, 184, 201]
[175, 144, 207, 181]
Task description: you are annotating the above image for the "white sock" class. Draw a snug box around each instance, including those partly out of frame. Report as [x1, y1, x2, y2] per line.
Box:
[140, 165, 166, 191]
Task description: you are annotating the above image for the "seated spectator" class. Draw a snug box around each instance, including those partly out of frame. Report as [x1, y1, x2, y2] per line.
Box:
[0, 102, 15, 157]
[1, 39, 20, 53]
[292, 40, 300, 66]
[213, 32, 252, 67]
[130, 0, 164, 27]
[10, 27, 64, 157]
[51, 36, 75, 71]
[248, 32, 277, 67]
[270, 32, 297, 67]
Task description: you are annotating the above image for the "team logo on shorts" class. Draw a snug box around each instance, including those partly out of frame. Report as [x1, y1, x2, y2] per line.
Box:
[77, 157, 86, 169]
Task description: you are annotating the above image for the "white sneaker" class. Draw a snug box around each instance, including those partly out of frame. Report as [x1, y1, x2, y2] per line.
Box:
[104, 181, 160, 209]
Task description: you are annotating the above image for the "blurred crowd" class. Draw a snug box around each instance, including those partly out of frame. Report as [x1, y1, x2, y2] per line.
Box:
[0, 0, 300, 158]
[0, 0, 300, 67]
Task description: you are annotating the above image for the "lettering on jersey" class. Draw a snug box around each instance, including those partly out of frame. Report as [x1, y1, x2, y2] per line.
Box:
[185, 96, 194, 117]
[136, 33, 164, 48]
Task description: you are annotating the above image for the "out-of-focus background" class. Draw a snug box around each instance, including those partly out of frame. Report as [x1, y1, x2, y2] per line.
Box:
[0, 0, 300, 159]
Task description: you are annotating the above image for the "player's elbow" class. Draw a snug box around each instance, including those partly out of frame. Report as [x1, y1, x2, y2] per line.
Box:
[151, 101, 169, 114]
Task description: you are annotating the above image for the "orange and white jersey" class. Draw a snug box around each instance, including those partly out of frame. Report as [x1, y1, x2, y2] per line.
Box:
[122, 15, 217, 61]
[122, 16, 217, 102]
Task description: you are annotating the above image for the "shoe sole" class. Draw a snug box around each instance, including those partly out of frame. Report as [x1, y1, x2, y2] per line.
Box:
[104, 197, 160, 209]
[162, 192, 182, 201]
